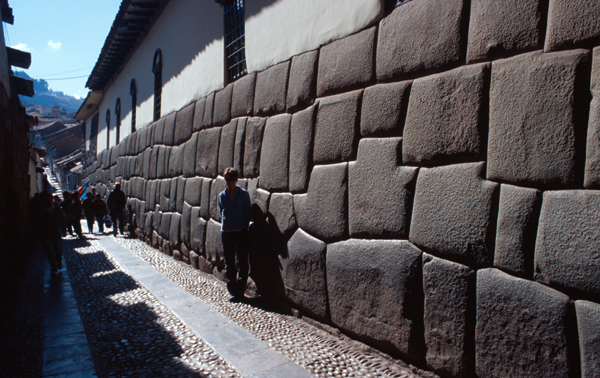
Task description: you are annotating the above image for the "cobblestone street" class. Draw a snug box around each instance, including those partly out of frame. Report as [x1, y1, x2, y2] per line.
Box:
[40, 232, 433, 378]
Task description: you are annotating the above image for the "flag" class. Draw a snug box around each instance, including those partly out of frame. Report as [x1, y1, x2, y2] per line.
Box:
[78, 177, 94, 200]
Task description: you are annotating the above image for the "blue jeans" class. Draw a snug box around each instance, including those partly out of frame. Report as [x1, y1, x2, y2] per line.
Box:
[221, 230, 249, 296]
[95, 214, 105, 233]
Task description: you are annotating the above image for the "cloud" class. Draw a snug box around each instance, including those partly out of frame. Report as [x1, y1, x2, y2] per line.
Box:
[12, 43, 32, 52]
[48, 40, 61, 50]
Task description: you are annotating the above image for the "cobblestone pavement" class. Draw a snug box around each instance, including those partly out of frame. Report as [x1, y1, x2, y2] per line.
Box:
[63, 234, 436, 378]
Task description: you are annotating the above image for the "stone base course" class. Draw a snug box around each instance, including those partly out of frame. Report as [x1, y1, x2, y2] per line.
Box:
[476, 268, 573, 378]
[327, 239, 423, 362]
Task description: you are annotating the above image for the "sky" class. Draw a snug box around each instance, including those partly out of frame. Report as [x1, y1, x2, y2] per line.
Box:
[4, 0, 122, 99]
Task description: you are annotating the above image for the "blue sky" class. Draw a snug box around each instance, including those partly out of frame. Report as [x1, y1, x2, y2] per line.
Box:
[5, 0, 122, 99]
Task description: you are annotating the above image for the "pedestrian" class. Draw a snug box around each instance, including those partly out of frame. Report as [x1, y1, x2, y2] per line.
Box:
[107, 183, 127, 236]
[61, 191, 74, 235]
[37, 191, 65, 278]
[69, 191, 84, 238]
[93, 194, 108, 234]
[82, 191, 95, 233]
[218, 167, 252, 299]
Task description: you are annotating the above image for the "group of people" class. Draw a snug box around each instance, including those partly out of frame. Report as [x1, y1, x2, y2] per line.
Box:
[32, 169, 252, 296]
[31, 183, 127, 278]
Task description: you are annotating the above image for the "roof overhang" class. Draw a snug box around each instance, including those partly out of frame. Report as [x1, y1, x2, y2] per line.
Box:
[85, 0, 169, 91]
[75, 90, 103, 120]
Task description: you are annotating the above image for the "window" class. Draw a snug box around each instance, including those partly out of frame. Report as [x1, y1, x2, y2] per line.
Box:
[106, 109, 111, 150]
[130, 79, 137, 133]
[223, 0, 247, 83]
[115, 98, 121, 144]
[90, 113, 99, 163]
[152, 49, 162, 122]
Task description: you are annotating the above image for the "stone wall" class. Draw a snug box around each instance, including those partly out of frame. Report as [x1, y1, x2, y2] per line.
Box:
[83, 0, 600, 376]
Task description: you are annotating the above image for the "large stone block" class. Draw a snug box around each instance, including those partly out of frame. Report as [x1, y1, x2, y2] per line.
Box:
[162, 112, 177, 146]
[476, 268, 573, 378]
[280, 229, 327, 319]
[149, 147, 159, 179]
[147, 180, 158, 210]
[294, 163, 347, 242]
[196, 127, 221, 178]
[192, 97, 205, 133]
[153, 117, 165, 145]
[169, 179, 178, 212]
[287, 50, 318, 112]
[146, 123, 155, 148]
[349, 138, 418, 238]
[467, 0, 546, 63]
[243, 117, 266, 179]
[169, 213, 181, 249]
[217, 119, 237, 176]
[423, 254, 475, 378]
[403, 64, 489, 166]
[360, 81, 411, 137]
[190, 207, 206, 256]
[248, 178, 270, 215]
[167, 145, 184, 177]
[174, 102, 195, 146]
[494, 184, 541, 277]
[534, 190, 600, 297]
[289, 105, 316, 193]
[200, 178, 212, 219]
[209, 176, 226, 222]
[181, 202, 192, 247]
[182, 132, 198, 178]
[205, 219, 224, 267]
[159, 179, 171, 213]
[142, 148, 152, 178]
[213, 83, 233, 126]
[545, 0, 600, 51]
[585, 47, 600, 188]
[487, 49, 590, 189]
[313, 90, 361, 164]
[259, 114, 291, 191]
[160, 212, 171, 239]
[327, 239, 423, 360]
[233, 118, 246, 176]
[254, 61, 289, 116]
[203, 92, 215, 128]
[377, 0, 467, 81]
[156, 146, 170, 179]
[268, 193, 296, 237]
[176, 177, 186, 214]
[410, 162, 499, 267]
[231, 72, 256, 118]
[317, 26, 376, 97]
[576, 300, 600, 377]
[183, 177, 202, 207]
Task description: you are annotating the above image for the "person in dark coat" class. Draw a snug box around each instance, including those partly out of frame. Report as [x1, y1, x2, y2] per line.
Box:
[37, 191, 65, 278]
[82, 192, 95, 233]
[107, 183, 127, 236]
[93, 194, 108, 234]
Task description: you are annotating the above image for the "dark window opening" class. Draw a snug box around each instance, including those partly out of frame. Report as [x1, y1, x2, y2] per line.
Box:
[224, 0, 246, 83]
[152, 49, 162, 122]
[115, 98, 121, 144]
[130, 79, 137, 133]
[90, 113, 98, 166]
[106, 109, 111, 150]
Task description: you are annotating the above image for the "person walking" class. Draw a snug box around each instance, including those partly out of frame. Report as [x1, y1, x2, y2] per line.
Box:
[37, 191, 65, 278]
[93, 194, 108, 234]
[107, 183, 127, 236]
[82, 192, 95, 233]
[70, 191, 84, 238]
[218, 167, 252, 299]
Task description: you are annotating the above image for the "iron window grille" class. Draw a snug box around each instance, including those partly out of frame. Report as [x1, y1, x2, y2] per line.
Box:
[115, 98, 121, 144]
[130, 79, 137, 133]
[152, 49, 162, 122]
[224, 0, 247, 83]
[105, 109, 111, 150]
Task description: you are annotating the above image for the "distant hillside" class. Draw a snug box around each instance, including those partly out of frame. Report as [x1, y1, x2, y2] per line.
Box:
[14, 70, 84, 113]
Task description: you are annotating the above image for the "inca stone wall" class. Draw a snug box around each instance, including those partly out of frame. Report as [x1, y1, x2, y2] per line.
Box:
[83, 0, 600, 376]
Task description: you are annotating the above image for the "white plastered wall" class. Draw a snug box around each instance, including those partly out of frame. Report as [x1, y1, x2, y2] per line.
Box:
[91, 0, 385, 153]
[245, 0, 384, 73]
